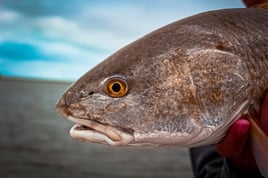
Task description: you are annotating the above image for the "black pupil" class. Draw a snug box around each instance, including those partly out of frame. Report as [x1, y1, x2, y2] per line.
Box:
[112, 82, 121, 93]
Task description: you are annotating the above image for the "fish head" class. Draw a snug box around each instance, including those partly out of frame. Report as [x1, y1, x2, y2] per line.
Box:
[57, 10, 252, 147]
[57, 50, 202, 147]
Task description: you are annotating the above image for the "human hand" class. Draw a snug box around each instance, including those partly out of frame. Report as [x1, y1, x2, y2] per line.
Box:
[216, 92, 268, 172]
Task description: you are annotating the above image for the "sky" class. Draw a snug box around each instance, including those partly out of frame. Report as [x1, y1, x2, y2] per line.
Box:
[0, 0, 244, 81]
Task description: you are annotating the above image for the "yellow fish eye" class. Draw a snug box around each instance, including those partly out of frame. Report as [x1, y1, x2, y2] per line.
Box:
[104, 76, 128, 97]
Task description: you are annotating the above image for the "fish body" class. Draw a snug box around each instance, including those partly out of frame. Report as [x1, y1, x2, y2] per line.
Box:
[57, 8, 268, 147]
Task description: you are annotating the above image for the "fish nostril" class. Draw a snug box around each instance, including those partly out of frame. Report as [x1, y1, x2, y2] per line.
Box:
[61, 90, 94, 107]
[79, 90, 94, 98]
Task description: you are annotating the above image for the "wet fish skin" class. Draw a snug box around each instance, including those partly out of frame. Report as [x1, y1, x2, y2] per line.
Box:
[57, 8, 268, 147]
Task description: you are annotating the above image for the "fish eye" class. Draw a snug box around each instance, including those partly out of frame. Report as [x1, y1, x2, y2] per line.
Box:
[103, 76, 128, 97]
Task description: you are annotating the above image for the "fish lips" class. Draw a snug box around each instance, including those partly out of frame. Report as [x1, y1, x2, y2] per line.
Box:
[64, 115, 134, 146]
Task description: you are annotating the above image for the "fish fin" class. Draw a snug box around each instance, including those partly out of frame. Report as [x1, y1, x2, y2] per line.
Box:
[248, 116, 268, 177]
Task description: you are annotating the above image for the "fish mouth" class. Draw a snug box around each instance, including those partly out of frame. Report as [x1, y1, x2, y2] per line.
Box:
[56, 97, 134, 146]
[66, 116, 134, 146]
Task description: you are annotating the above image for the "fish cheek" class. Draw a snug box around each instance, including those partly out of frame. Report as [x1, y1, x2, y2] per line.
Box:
[126, 53, 203, 135]
[103, 93, 159, 133]
[189, 50, 251, 128]
[96, 96, 140, 128]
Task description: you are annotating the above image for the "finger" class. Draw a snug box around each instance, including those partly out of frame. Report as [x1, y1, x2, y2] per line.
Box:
[260, 92, 268, 135]
[216, 119, 250, 158]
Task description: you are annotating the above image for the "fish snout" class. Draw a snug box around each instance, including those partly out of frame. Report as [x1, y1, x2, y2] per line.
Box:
[57, 89, 81, 109]
[56, 90, 80, 118]
[56, 89, 92, 119]
[56, 96, 72, 118]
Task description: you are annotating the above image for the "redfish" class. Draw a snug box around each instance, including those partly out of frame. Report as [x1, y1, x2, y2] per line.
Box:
[57, 7, 268, 177]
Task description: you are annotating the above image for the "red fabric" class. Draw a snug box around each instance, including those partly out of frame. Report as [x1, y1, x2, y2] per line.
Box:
[243, 0, 267, 7]
[260, 91, 268, 134]
[216, 92, 268, 171]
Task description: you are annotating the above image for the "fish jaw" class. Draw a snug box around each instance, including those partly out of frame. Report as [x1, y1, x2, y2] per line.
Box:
[68, 115, 215, 147]
[68, 116, 134, 146]
[57, 95, 225, 147]
[57, 96, 209, 147]
[56, 97, 134, 146]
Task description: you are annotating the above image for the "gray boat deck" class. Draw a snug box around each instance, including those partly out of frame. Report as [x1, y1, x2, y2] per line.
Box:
[0, 77, 194, 178]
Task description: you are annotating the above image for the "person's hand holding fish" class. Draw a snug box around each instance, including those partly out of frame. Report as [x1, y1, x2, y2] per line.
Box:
[217, 92, 268, 173]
